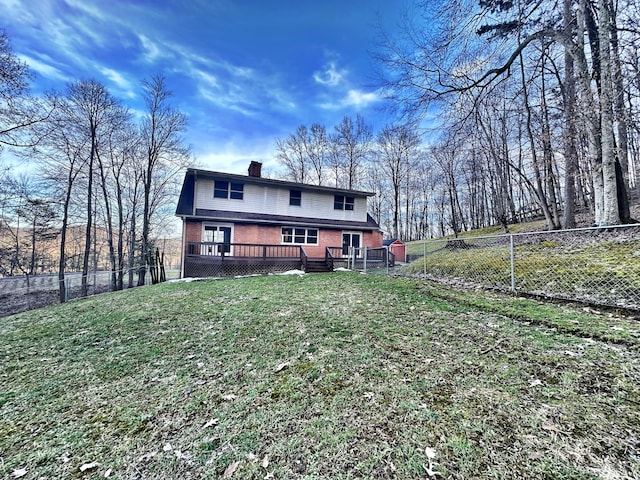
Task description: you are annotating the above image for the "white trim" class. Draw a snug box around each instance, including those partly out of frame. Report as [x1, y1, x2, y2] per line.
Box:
[341, 231, 362, 258]
[202, 222, 234, 256]
[280, 226, 319, 245]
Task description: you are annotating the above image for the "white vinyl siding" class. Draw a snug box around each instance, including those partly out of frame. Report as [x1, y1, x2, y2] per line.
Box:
[195, 179, 369, 222]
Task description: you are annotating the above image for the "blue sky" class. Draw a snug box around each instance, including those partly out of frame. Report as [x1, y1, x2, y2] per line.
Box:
[3, 0, 407, 174]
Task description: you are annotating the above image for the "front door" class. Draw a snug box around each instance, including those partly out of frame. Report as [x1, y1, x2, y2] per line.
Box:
[342, 232, 361, 257]
[202, 224, 232, 255]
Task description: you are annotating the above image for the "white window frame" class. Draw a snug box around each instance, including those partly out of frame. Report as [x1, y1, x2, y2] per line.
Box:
[334, 195, 355, 211]
[281, 227, 319, 245]
[202, 223, 234, 256]
[213, 180, 244, 200]
[341, 231, 362, 257]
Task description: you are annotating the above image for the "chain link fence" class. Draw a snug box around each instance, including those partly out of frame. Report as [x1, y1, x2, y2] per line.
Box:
[341, 246, 396, 275]
[0, 268, 180, 317]
[402, 224, 640, 310]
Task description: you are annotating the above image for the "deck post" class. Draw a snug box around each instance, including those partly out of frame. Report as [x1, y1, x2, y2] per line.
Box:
[363, 247, 367, 273]
[386, 246, 389, 275]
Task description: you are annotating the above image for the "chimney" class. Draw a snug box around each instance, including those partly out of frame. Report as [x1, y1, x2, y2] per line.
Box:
[248, 161, 262, 178]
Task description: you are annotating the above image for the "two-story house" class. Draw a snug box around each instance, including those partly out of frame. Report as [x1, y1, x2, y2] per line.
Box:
[175, 162, 383, 277]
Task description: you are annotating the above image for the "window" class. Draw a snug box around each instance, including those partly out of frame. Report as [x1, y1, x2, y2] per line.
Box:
[202, 225, 232, 254]
[281, 227, 318, 245]
[289, 189, 301, 206]
[214, 180, 244, 200]
[334, 195, 355, 211]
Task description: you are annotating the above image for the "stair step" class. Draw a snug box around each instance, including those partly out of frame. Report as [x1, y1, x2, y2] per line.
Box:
[305, 259, 332, 273]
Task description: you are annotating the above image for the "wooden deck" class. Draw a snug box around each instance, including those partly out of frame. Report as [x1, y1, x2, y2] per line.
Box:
[183, 242, 392, 277]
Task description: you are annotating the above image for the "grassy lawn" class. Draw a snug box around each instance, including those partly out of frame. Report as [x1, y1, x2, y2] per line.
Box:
[1, 273, 639, 479]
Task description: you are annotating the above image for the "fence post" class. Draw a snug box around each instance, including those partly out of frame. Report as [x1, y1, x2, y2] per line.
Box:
[423, 240, 427, 277]
[26, 275, 31, 310]
[510, 234, 515, 292]
[363, 247, 368, 274]
[386, 246, 390, 276]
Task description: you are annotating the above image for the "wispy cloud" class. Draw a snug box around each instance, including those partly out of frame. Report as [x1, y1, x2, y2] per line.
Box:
[187, 53, 297, 116]
[313, 61, 347, 87]
[137, 34, 169, 63]
[345, 89, 381, 106]
[195, 140, 279, 174]
[98, 67, 136, 98]
[319, 88, 382, 110]
[17, 53, 71, 83]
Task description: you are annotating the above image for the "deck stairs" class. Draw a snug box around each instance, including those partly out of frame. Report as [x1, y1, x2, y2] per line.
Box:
[304, 258, 333, 273]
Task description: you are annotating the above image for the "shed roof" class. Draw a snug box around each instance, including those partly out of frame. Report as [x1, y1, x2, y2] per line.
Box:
[383, 238, 404, 246]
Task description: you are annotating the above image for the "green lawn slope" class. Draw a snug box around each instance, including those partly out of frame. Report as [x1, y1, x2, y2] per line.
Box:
[1, 273, 639, 479]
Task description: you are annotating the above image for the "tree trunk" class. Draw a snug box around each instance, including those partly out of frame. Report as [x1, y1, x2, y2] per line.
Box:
[598, 0, 621, 226]
[58, 187, 72, 303]
[562, 0, 578, 229]
[137, 172, 151, 286]
[519, 52, 557, 229]
[97, 151, 117, 290]
[81, 131, 95, 297]
[609, 4, 631, 222]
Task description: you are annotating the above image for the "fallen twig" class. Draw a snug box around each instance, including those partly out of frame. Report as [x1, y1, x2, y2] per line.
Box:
[480, 338, 506, 355]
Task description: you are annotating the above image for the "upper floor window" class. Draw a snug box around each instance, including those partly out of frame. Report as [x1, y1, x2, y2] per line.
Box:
[214, 180, 244, 200]
[334, 195, 354, 211]
[290, 189, 302, 206]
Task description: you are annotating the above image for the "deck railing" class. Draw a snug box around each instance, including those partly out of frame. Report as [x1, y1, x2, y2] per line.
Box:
[300, 247, 308, 271]
[326, 246, 344, 260]
[187, 242, 302, 259]
[325, 247, 335, 271]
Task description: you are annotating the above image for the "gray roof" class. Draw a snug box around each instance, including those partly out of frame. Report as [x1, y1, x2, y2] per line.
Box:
[185, 168, 375, 197]
[183, 208, 381, 231]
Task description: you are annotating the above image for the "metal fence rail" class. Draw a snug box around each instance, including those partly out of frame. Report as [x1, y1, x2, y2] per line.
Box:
[403, 224, 640, 310]
[0, 268, 180, 318]
[343, 246, 396, 275]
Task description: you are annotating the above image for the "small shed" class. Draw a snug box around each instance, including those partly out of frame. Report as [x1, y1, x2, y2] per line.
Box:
[383, 238, 406, 263]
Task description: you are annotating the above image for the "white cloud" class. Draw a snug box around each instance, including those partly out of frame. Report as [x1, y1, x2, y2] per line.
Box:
[99, 67, 135, 97]
[17, 54, 70, 83]
[195, 141, 279, 174]
[313, 62, 346, 87]
[344, 89, 380, 106]
[319, 88, 382, 110]
[191, 61, 296, 116]
[137, 34, 169, 63]
[194, 69, 219, 89]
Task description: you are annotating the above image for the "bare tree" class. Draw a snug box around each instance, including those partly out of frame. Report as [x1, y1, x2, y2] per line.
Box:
[376, 124, 419, 239]
[304, 123, 329, 185]
[53, 80, 120, 296]
[0, 31, 52, 155]
[331, 114, 373, 190]
[95, 104, 132, 290]
[276, 125, 308, 183]
[376, 0, 638, 227]
[37, 92, 89, 302]
[275, 123, 329, 185]
[137, 75, 190, 286]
